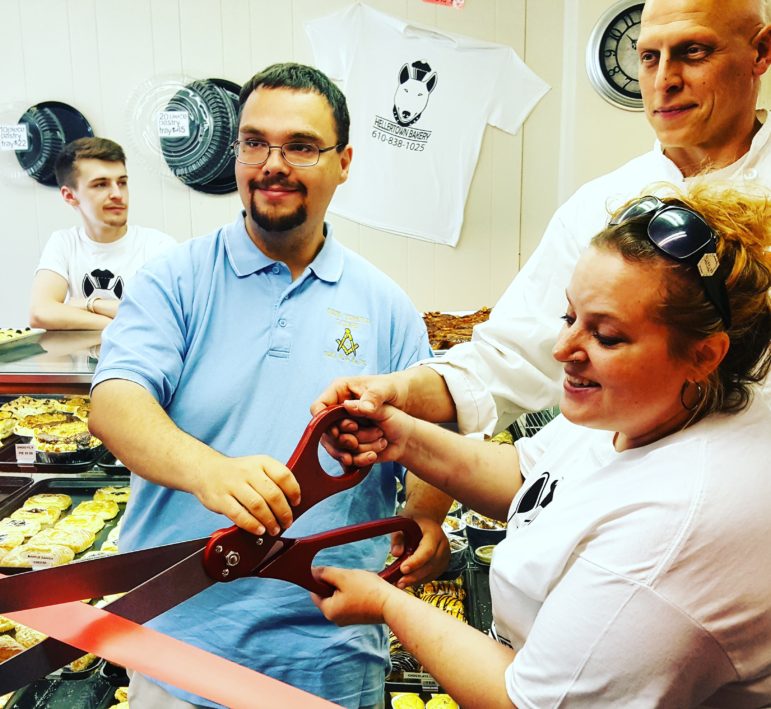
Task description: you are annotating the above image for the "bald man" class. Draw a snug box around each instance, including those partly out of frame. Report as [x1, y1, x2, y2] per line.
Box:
[313, 0, 771, 434]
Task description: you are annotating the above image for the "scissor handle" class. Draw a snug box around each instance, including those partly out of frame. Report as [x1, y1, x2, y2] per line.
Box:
[286, 405, 373, 518]
[202, 406, 374, 582]
[256, 517, 422, 596]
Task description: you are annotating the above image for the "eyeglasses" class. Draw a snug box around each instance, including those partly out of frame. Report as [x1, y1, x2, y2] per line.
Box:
[609, 195, 731, 328]
[232, 139, 342, 167]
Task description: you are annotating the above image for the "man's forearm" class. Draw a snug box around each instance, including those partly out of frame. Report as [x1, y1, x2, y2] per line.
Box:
[29, 301, 112, 330]
[89, 379, 224, 492]
[401, 366, 457, 423]
[90, 298, 119, 319]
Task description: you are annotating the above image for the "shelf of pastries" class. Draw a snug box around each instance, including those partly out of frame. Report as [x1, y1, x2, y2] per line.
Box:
[421, 308, 491, 354]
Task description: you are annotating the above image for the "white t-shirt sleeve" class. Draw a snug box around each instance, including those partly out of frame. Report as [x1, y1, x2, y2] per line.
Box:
[35, 231, 71, 282]
[506, 555, 733, 708]
[305, 4, 360, 82]
[488, 48, 550, 134]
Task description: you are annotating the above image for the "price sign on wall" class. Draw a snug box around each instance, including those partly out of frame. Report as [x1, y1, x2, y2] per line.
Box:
[157, 110, 190, 138]
[0, 124, 29, 151]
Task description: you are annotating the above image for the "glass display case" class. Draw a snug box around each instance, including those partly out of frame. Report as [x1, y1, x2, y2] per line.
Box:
[0, 330, 101, 395]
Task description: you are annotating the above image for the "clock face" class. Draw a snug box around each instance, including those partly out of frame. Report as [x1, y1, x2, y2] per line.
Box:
[586, 1, 645, 110]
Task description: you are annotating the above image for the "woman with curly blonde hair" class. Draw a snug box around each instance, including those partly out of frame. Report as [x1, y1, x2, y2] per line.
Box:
[313, 184, 771, 708]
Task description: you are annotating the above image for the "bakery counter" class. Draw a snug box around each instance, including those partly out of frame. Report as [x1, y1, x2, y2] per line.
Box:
[0, 330, 101, 395]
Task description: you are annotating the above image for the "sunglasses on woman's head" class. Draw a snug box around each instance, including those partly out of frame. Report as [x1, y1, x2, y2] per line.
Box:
[609, 196, 732, 329]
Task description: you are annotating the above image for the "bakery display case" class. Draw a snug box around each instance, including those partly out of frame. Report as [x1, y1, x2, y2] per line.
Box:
[0, 331, 131, 707]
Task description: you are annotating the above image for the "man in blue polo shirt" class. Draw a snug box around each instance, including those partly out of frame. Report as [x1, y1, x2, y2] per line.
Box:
[89, 63, 450, 709]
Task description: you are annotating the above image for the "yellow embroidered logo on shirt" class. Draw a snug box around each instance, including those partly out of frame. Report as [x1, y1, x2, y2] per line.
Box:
[336, 328, 360, 356]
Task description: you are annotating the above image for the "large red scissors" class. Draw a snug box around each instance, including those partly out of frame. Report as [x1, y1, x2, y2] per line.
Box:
[0, 405, 420, 704]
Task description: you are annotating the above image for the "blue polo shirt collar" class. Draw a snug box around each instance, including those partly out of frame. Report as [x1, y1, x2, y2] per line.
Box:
[224, 213, 343, 283]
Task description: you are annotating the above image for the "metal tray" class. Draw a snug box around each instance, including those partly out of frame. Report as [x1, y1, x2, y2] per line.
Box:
[0, 475, 34, 507]
[0, 443, 105, 474]
[0, 329, 45, 349]
[5, 659, 127, 709]
[0, 475, 129, 574]
[96, 451, 129, 475]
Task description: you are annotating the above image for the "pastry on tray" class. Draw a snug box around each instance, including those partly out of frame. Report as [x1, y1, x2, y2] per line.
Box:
[57, 396, 90, 414]
[72, 499, 119, 520]
[56, 513, 105, 534]
[0, 396, 58, 418]
[29, 526, 95, 553]
[94, 486, 131, 505]
[0, 635, 25, 662]
[14, 412, 74, 438]
[23, 493, 73, 511]
[0, 616, 16, 633]
[67, 653, 98, 673]
[0, 412, 15, 441]
[13, 624, 46, 648]
[0, 518, 42, 538]
[10, 505, 61, 528]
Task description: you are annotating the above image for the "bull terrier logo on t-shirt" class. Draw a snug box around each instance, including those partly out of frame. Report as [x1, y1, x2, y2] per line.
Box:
[392, 61, 438, 126]
[371, 60, 438, 152]
[82, 268, 125, 300]
[508, 472, 559, 528]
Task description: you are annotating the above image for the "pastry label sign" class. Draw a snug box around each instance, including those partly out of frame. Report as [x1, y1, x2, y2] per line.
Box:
[27, 551, 57, 569]
[15, 442, 35, 465]
[157, 110, 190, 138]
[0, 124, 28, 151]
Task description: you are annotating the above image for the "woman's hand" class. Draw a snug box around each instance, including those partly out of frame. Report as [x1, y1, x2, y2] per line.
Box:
[334, 399, 416, 468]
[391, 515, 450, 588]
[311, 566, 397, 625]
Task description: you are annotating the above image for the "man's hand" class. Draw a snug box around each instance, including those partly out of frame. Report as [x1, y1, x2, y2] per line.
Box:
[391, 515, 449, 588]
[190, 455, 301, 537]
[311, 566, 396, 625]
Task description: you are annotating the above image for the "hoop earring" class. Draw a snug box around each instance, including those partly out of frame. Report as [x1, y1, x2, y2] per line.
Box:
[680, 381, 704, 411]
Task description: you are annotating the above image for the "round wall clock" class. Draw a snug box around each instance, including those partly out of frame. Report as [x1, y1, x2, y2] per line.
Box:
[585, 1, 644, 111]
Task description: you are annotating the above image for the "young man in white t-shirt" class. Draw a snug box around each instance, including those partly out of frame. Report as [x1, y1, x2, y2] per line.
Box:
[29, 137, 175, 330]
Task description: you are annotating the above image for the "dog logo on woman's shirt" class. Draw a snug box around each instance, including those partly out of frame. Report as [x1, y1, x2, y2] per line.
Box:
[508, 472, 558, 528]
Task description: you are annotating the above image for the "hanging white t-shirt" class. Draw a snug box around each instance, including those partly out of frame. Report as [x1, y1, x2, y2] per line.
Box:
[36, 225, 176, 302]
[306, 2, 549, 246]
[488, 396, 771, 707]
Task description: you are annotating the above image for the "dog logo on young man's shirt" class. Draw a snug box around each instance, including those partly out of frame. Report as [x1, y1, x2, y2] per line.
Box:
[392, 60, 439, 127]
[508, 472, 559, 528]
[82, 269, 124, 300]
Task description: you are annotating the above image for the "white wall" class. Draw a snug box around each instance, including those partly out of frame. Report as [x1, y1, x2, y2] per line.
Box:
[0, 0, 699, 325]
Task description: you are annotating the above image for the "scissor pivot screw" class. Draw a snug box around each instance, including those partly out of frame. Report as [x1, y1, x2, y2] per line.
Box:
[225, 551, 241, 567]
[255, 538, 263, 546]
[214, 545, 223, 554]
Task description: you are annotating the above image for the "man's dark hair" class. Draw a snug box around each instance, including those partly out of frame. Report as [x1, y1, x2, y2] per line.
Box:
[54, 137, 126, 189]
[238, 63, 350, 148]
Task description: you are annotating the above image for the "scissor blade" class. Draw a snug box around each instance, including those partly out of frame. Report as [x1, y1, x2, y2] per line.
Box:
[0, 538, 207, 613]
[103, 546, 215, 625]
[0, 546, 216, 694]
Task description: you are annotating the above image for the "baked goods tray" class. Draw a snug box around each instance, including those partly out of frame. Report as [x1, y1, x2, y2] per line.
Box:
[0, 476, 34, 507]
[0, 475, 129, 574]
[0, 437, 106, 473]
[0, 329, 45, 349]
[5, 659, 128, 709]
[384, 561, 493, 701]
